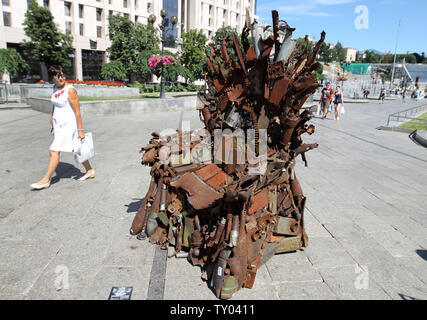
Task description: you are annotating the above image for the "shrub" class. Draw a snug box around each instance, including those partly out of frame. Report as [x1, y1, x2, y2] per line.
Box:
[187, 84, 202, 92]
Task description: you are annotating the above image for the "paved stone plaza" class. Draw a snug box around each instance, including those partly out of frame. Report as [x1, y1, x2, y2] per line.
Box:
[0, 98, 426, 300]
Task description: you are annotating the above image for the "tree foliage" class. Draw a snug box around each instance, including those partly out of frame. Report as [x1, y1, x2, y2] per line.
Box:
[211, 26, 243, 63]
[313, 64, 325, 82]
[135, 49, 160, 81]
[334, 42, 346, 63]
[107, 14, 160, 81]
[318, 43, 334, 64]
[180, 29, 208, 82]
[0, 49, 29, 77]
[295, 38, 314, 57]
[101, 60, 126, 81]
[362, 50, 382, 63]
[21, 0, 73, 70]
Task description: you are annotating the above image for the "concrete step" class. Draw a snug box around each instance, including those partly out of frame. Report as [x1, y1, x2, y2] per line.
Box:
[0, 103, 32, 110]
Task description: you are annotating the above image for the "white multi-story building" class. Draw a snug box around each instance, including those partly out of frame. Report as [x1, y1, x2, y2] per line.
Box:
[0, 0, 256, 82]
[344, 47, 357, 63]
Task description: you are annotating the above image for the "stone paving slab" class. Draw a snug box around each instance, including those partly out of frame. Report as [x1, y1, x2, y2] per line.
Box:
[0, 99, 426, 300]
[276, 281, 337, 300]
[317, 265, 393, 300]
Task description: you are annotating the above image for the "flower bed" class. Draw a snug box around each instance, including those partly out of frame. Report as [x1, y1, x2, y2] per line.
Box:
[67, 80, 124, 86]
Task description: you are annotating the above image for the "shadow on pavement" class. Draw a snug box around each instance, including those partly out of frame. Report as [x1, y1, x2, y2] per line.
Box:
[398, 293, 419, 300]
[51, 162, 83, 185]
[125, 198, 143, 213]
[416, 249, 427, 261]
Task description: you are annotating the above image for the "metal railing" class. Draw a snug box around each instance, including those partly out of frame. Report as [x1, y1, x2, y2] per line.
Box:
[387, 103, 427, 128]
[0, 84, 27, 103]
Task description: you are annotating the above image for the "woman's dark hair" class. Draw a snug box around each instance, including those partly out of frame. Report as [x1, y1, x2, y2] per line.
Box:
[48, 65, 64, 80]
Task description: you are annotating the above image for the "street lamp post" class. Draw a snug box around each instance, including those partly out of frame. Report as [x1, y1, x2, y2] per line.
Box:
[148, 10, 177, 99]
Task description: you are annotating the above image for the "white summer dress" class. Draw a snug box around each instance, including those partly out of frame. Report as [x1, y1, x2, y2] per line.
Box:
[49, 85, 80, 152]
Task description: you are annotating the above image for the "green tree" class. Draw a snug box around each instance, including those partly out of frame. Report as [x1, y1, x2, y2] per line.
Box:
[134, 23, 161, 53]
[0, 49, 29, 78]
[108, 14, 160, 82]
[107, 14, 138, 81]
[318, 42, 333, 64]
[21, 0, 73, 80]
[313, 64, 325, 82]
[412, 52, 424, 64]
[211, 26, 242, 63]
[333, 42, 346, 63]
[363, 50, 382, 63]
[136, 49, 160, 82]
[403, 54, 416, 64]
[101, 60, 126, 81]
[382, 54, 394, 64]
[180, 29, 208, 82]
[134, 23, 161, 81]
[295, 38, 314, 57]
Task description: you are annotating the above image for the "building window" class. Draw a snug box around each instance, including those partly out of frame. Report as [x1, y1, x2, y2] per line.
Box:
[109, 0, 112, 4]
[134, 0, 138, 9]
[96, 8, 102, 21]
[79, 23, 84, 36]
[65, 21, 72, 33]
[79, 5, 84, 18]
[162, 0, 178, 48]
[2, 0, 10, 7]
[123, 0, 128, 8]
[109, 10, 113, 16]
[147, 3, 151, 13]
[3, 11, 11, 26]
[43, 0, 49, 9]
[64, 2, 72, 17]
[82, 50, 105, 81]
[134, 15, 138, 24]
[97, 26, 102, 38]
[124, 13, 129, 19]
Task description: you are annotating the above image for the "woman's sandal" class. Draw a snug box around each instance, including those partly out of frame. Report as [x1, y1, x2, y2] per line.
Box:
[78, 170, 95, 181]
[30, 180, 51, 190]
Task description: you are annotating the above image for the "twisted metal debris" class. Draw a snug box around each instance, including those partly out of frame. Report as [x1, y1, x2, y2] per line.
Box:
[130, 10, 324, 299]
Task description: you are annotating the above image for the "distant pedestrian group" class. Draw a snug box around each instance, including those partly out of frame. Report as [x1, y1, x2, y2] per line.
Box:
[320, 82, 345, 121]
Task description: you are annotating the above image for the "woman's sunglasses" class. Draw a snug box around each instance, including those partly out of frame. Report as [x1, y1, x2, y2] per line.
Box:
[53, 73, 65, 79]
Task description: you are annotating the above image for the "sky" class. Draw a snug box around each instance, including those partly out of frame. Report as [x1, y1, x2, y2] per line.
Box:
[255, 0, 427, 54]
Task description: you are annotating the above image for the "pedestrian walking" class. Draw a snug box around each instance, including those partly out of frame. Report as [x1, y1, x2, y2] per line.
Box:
[379, 88, 386, 104]
[402, 88, 407, 103]
[363, 89, 370, 99]
[333, 86, 344, 120]
[321, 82, 333, 119]
[30, 66, 95, 190]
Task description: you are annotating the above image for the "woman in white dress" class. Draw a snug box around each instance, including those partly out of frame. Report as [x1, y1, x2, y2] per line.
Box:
[30, 66, 95, 190]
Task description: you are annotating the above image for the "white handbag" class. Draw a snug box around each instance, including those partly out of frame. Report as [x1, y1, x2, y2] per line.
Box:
[316, 102, 322, 116]
[340, 106, 346, 114]
[74, 132, 95, 163]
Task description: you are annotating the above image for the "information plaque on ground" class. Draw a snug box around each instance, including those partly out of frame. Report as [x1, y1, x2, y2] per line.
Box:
[108, 287, 133, 300]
